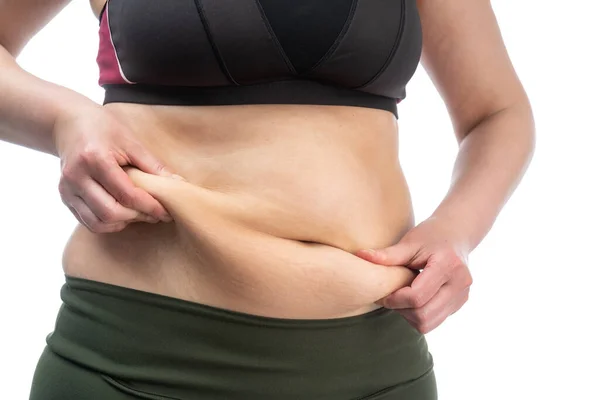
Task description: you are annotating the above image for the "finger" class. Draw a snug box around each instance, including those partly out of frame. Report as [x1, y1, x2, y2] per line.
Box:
[69, 198, 158, 227]
[77, 178, 155, 223]
[383, 261, 450, 309]
[399, 307, 446, 335]
[125, 167, 190, 210]
[67, 195, 128, 233]
[399, 284, 462, 327]
[398, 285, 467, 333]
[125, 142, 173, 178]
[450, 288, 470, 316]
[90, 156, 172, 221]
[60, 182, 87, 227]
[355, 240, 423, 267]
[66, 204, 87, 227]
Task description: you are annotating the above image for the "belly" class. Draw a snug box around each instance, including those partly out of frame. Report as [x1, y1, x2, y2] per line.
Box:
[62, 104, 416, 319]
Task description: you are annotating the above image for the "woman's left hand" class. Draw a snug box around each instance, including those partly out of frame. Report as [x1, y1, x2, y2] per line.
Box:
[355, 217, 473, 334]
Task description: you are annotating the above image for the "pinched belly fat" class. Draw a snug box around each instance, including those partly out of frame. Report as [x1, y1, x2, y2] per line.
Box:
[62, 104, 416, 319]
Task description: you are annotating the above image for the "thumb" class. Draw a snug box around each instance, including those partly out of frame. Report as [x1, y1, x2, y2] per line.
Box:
[355, 240, 420, 267]
[125, 142, 175, 178]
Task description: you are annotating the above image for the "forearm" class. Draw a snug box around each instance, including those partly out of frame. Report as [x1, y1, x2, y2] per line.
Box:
[430, 103, 536, 254]
[0, 45, 99, 156]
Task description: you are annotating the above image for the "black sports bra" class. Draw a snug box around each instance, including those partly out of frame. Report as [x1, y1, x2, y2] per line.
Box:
[97, 0, 422, 118]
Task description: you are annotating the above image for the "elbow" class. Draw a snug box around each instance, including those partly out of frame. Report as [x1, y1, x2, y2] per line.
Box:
[0, 42, 22, 74]
[470, 96, 536, 148]
[504, 100, 537, 173]
[0, 34, 28, 59]
[497, 99, 537, 165]
[514, 97, 536, 162]
[457, 97, 536, 167]
[0, 35, 20, 59]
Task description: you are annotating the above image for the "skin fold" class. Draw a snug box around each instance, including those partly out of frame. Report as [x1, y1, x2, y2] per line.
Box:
[61, 103, 418, 319]
[117, 166, 418, 319]
[0, 0, 535, 328]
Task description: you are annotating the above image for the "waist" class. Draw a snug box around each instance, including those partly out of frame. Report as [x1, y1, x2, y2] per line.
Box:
[63, 104, 416, 318]
[46, 276, 433, 400]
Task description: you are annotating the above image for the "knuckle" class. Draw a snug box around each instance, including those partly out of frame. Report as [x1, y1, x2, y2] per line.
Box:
[445, 251, 464, 269]
[413, 309, 428, 325]
[58, 180, 70, 197]
[410, 293, 426, 308]
[80, 146, 102, 163]
[115, 189, 136, 207]
[61, 165, 78, 182]
[442, 268, 454, 282]
[440, 253, 467, 281]
[382, 296, 395, 309]
[416, 322, 430, 334]
[153, 160, 167, 174]
[464, 273, 474, 287]
[439, 252, 463, 270]
[96, 153, 114, 169]
[85, 219, 103, 233]
[97, 205, 119, 223]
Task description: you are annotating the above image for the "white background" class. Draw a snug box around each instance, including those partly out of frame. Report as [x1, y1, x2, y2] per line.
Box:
[1, 1, 599, 399]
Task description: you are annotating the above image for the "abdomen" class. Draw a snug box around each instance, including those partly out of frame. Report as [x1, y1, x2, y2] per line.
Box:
[62, 103, 416, 319]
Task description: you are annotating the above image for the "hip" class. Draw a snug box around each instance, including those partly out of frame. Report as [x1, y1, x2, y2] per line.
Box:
[31, 276, 436, 400]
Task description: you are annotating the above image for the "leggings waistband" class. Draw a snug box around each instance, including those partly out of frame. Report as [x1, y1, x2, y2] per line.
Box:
[46, 276, 433, 399]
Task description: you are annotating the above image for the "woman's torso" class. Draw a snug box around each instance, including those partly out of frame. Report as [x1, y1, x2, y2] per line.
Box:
[62, 1, 419, 319]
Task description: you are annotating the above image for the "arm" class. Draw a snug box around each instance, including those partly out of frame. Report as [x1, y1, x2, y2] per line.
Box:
[0, 0, 174, 231]
[420, 0, 535, 253]
[358, 0, 535, 333]
[0, 0, 98, 155]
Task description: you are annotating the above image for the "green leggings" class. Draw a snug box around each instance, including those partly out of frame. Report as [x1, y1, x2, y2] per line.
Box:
[30, 277, 437, 400]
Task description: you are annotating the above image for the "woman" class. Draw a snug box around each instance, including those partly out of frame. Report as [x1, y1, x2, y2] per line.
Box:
[1, 0, 535, 399]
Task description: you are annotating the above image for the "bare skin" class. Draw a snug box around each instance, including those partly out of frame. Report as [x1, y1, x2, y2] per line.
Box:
[62, 103, 418, 318]
[1, 0, 534, 325]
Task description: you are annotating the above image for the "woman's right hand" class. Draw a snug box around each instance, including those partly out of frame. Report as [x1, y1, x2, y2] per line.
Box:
[53, 105, 176, 233]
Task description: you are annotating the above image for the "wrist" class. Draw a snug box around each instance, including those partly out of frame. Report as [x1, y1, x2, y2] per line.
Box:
[425, 213, 476, 258]
[52, 100, 102, 157]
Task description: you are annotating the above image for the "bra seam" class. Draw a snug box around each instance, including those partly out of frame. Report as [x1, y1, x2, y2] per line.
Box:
[253, 0, 297, 75]
[106, 0, 134, 84]
[356, 0, 407, 89]
[193, 0, 238, 85]
[303, 0, 358, 75]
